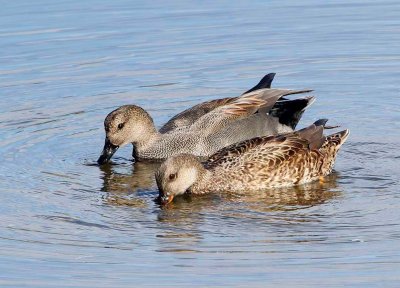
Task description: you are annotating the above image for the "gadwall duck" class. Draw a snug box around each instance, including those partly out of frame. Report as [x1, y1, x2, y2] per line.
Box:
[98, 86, 313, 164]
[156, 120, 349, 205]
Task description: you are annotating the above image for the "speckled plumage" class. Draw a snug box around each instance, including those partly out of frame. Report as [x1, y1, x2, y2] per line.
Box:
[155, 122, 349, 204]
[98, 88, 313, 163]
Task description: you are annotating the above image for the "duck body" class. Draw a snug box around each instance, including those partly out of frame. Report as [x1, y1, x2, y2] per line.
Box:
[156, 120, 349, 204]
[133, 111, 293, 161]
[98, 86, 313, 164]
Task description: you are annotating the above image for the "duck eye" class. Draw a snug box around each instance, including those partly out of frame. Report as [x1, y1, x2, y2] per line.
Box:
[169, 173, 177, 181]
[118, 123, 125, 130]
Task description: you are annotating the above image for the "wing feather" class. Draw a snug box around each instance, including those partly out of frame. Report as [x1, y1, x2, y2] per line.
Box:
[204, 133, 309, 170]
[190, 88, 312, 134]
[159, 97, 237, 133]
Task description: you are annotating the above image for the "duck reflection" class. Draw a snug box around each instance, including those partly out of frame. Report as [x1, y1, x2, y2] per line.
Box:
[99, 161, 160, 193]
[155, 194, 218, 252]
[154, 173, 342, 253]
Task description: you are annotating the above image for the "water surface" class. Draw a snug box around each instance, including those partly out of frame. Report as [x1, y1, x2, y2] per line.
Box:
[1, 0, 400, 287]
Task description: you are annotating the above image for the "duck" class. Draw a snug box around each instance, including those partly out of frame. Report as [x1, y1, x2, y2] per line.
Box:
[155, 120, 349, 205]
[97, 73, 314, 164]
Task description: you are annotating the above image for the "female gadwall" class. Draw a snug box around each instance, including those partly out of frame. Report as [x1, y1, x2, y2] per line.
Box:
[156, 120, 349, 205]
[97, 87, 313, 164]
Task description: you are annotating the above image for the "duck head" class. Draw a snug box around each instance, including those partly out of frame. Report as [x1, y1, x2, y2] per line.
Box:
[97, 105, 157, 164]
[155, 154, 205, 205]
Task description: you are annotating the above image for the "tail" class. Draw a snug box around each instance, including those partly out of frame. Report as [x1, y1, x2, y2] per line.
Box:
[270, 96, 315, 129]
[318, 129, 349, 174]
[297, 120, 350, 152]
[313, 118, 328, 127]
[242, 73, 276, 94]
[325, 129, 350, 150]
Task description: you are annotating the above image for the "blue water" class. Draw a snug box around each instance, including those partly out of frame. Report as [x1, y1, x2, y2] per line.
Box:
[1, 0, 400, 287]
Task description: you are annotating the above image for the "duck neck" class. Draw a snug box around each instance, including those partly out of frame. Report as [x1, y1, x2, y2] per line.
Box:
[190, 167, 213, 194]
[131, 123, 161, 157]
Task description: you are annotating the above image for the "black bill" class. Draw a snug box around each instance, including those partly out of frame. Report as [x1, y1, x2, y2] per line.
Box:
[97, 138, 119, 165]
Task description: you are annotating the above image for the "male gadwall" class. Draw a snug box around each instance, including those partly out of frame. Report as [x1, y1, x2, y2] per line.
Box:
[156, 120, 349, 205]
[98, 86, 313, 164]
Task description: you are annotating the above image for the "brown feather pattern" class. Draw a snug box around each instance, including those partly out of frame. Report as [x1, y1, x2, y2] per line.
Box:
[194, 125, 350, 192]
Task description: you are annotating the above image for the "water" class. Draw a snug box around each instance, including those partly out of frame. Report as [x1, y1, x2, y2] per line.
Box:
[1, 0, 400, 286]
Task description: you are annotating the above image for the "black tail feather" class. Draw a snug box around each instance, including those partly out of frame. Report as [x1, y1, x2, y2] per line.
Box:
[313, 119, 329, 127]
[270, 96, 315, 129]
[243, 73, 276, 94]
[313, 119, 340, 129]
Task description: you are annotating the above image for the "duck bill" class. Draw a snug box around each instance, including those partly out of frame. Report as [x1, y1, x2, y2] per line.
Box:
[97, 138, 119, 165]
[160, 195, 174, 205]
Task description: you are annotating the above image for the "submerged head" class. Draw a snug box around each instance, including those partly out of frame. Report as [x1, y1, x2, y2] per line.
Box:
[155, 154, 205, 205]
[97, 105, 156, 165]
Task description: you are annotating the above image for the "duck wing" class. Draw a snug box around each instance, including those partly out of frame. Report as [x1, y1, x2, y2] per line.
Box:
[159, 73, 276, 133]
[189, 88, 312, 135]
[204, 120, 328, 169]
[205, 121, 349, 182]
[204, 132, 309, 170]
[241, 73, 276, 94]
[159, 97, 236, 133]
